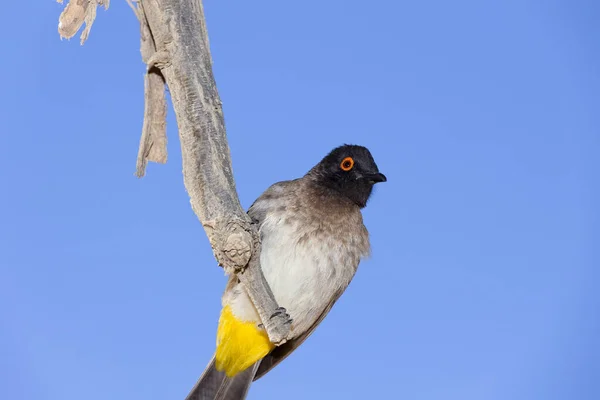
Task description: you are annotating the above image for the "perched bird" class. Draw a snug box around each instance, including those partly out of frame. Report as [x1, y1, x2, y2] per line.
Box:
[187, 144, 387, 400]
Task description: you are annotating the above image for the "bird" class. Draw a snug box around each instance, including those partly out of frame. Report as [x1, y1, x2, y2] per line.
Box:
[186, 144, 387, 400]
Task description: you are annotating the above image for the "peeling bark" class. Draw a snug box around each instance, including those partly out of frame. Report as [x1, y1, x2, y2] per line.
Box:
[134, 2, 168, 177]
[57, 0, 109, 45]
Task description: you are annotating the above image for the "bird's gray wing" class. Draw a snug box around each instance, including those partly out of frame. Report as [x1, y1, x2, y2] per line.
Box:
[247, 180, 296, 223]
[253, 287, 345, 381]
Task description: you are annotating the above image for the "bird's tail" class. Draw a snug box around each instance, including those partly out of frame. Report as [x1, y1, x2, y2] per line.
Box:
[185, 355, 259, 400]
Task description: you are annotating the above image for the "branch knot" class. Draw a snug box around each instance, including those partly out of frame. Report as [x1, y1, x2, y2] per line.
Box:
[222, 228, 253, 274]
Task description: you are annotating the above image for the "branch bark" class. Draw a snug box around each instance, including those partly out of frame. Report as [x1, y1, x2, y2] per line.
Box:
[55, 0, 292, 345]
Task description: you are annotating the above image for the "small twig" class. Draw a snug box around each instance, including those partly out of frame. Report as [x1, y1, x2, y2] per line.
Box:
[125, 0, 140, 20]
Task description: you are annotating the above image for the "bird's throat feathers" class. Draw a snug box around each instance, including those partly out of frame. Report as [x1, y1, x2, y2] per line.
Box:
[215, 305, 275, 377]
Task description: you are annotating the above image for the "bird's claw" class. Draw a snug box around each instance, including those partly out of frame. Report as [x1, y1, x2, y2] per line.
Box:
[270, 307, 288, 319]
[262, 307, 293, 345]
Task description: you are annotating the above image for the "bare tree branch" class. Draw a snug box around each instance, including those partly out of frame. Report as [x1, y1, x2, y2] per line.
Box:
[139, 0, 292, 343]
[56, 0, 292, 345]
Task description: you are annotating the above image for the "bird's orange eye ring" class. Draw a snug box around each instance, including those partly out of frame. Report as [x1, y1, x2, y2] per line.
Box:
[340, 157, 354, 171]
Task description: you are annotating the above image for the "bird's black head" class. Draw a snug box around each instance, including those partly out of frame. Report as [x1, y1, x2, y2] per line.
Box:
[307, 144, 387, 208]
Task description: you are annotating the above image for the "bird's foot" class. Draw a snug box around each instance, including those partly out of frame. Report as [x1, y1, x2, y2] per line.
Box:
[270, 307, 290, 320]
[259, 307, 293, 345]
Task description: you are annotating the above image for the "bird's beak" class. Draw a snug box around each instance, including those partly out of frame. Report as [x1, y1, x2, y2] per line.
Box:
[366, 172, 387, 184]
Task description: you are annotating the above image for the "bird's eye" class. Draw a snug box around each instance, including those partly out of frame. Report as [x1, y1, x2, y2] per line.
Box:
[340, 157, 354, 171]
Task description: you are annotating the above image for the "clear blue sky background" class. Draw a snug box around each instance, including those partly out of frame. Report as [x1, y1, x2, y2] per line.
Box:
[1, 1, 597, 399]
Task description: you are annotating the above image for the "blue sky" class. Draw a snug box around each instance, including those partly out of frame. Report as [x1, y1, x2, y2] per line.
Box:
[0, 1, 597, 399]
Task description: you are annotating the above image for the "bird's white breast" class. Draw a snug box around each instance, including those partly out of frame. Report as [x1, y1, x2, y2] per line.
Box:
[225, 210, 367, 338]
[258, 212, 358, 335]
